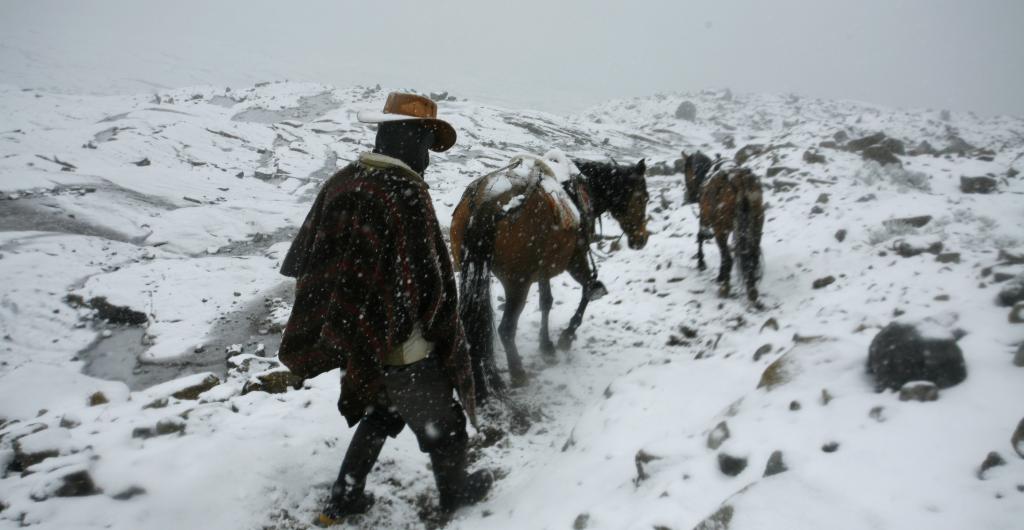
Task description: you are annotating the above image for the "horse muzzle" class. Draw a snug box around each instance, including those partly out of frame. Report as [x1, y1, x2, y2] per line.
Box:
[627, 231, 649, 250]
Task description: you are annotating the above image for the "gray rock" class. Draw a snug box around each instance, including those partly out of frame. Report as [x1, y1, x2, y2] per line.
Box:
[960, 176, 997, 194]
[54, 470, 102, 498]
[753, 344, 772, 362]
[883, 215, 932, 229]
[707, 421, 731, 450]
[833, 130, 850, 143]
[11, 438, 58, 472]
[893, 240, 943, 258]
[766, 166, 794, 177]
[112, 485, 147, 500]
[861, 145, 902, 166]
[898, 381, 939, 402]
[977, 451, 1006, 479]
[909, 140, 937, 156]
[869, 406, 886, 422]
[998, 277, 1024, 307]
[936, 252, 961, 264]
[1012, 418, 1024, 458]
[763, 450, 788, 477]
[834, 229, 847, 242]
[573, 513, 590, 530]
[821, 441, 840, 453]
[717, 453, 748, 476]
[241, 370, 304, 395]
[1014, 343, 1024, 367]
[812, 276, 835, 289]
[867, 322, 967, 391]
[693, 505, 734, 530]
[171, 374, 220, 400]
[734, 144, 764, 165]
[803, 149, 826, 164]
[1009, 303, 1024, 324]
[880, 137, 906, 155]
[675, 101, 697, 121]
[846, 132, 887, 151]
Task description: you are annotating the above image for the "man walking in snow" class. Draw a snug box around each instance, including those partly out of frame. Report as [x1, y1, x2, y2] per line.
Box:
[277, 92, 493, 525]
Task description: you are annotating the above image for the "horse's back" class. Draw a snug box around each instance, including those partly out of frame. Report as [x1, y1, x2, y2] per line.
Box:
[451, 170, 579, 283]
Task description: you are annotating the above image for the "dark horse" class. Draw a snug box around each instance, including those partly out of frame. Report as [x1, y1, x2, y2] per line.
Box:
[451, 153, 649, 401]
[684, 151, 765, 302]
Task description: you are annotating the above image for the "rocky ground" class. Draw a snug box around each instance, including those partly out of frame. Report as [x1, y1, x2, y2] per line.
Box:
[1, 82, 1022, 529]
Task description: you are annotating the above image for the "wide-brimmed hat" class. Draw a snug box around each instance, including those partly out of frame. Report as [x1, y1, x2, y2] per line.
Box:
[357, 92, 457, 152]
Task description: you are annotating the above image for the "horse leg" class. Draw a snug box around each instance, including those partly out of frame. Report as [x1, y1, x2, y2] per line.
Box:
[498, 280, 530, 387]
[715, 231, 732, 297]
[696, 230, 707, 271]
[557, 252, 593, 351]
[537, 278, 557, 362]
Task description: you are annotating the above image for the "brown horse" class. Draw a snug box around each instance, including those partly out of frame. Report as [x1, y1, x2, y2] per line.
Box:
[451, 152, 649, 401]
[691, 159, 765, 302]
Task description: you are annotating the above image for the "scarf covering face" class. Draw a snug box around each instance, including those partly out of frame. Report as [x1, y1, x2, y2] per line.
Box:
[279, 153, 476, 425]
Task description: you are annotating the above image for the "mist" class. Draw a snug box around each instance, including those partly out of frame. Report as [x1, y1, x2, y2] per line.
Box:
[2, 0, 1022, 115]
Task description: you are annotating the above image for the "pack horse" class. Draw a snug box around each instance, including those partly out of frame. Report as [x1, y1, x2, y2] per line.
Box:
[451, 150, 649, 401]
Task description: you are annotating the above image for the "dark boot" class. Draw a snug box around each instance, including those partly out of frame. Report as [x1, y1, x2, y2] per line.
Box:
[429, 443, 494, 513]
[316, 421, 387, 526]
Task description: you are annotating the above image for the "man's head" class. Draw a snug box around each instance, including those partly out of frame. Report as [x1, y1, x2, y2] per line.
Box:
[358, 92, 457, 174]
[373, 120, 436, 174]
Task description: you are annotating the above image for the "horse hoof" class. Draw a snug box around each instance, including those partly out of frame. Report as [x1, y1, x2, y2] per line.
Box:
[557, 334, 574, 351]
[697, 262, 707, 271]
[718, 285, 731, 298]
[540, 343, 558, 362]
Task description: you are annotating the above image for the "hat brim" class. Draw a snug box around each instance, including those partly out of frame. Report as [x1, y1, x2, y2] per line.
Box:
[356, 110, 457, 152]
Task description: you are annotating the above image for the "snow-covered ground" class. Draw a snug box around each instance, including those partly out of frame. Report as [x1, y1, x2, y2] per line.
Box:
[1, 82, 1022, 529]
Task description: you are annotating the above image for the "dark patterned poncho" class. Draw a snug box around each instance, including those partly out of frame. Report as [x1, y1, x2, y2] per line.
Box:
[279, 153, 475, 426]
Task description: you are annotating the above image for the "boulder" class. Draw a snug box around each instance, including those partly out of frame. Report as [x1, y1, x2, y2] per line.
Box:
[879, 137, 906, 155]
[707, 421, 731, 450]
[763, 450, 787, 477]
[1015, 343, 1024, 367]
[734, 144, 764, 165]
[867, 322, 967, 391]
[977, 451, 1006, 479]
[861, 145, 902, 166]
[803, 149, 826, 164]
[675, 101, 697, 121]
[53, 470, 102, 497]
[998, 276, 1024, 307]
[935, 252, 960, 264]
[833, 130, 850, 143]
[846, 132, 887, 152]
[1009, 303, 1024, 324]
[241, 370, 304, 395]
[693, 505, 734, 530]
[909, 140, 937, 156]
[960, 176, 997, 194]
[717, 453, 748, 476]
[812, 276, 835, 289]
[834, 229, 847, 242]
[883, 215, 932, 229]
[170, 374, 221, 400]
[898, 381, 939, 402]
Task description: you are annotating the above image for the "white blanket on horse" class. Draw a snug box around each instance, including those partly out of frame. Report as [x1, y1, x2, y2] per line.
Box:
[482, 149, 581, 228]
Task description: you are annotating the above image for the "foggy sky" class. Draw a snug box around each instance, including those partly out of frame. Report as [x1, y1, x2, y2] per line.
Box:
[1, 0, 1022, 116]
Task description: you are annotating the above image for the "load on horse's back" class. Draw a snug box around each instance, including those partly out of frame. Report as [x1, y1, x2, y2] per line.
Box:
[451, 150, 649, 402]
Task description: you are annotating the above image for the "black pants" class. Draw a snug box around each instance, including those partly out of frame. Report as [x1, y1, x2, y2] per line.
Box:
[340, 355, 467, 453]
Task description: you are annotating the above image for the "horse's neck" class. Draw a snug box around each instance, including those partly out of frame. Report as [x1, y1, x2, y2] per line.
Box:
[581, 171, 615, 217]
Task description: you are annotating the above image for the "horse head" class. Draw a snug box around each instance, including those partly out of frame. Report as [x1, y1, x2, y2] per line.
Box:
[609, 158, 649, 250]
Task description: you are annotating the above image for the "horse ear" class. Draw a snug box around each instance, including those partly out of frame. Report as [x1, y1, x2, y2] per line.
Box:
[636, 158, 646, 174]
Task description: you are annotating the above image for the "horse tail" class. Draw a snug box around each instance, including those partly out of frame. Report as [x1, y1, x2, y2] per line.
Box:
[734, 169, 765, 288]
[458, 201, 500, 399]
